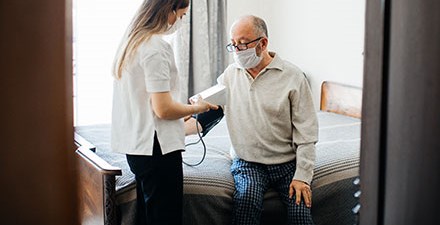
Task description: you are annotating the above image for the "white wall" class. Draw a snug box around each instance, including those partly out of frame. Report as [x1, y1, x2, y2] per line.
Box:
[226, 0, 365, 109]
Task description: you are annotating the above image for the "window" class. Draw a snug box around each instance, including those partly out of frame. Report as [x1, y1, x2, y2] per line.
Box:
[73, 0, 142, 125]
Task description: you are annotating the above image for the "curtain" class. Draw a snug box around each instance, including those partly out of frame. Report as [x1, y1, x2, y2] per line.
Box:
[169, 0, 228, 102]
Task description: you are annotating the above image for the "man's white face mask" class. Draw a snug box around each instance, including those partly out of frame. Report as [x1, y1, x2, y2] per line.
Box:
[233, 41, 263, 69]
[164, 11, 183, 35]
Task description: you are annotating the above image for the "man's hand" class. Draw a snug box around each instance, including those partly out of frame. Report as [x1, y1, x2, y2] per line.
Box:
[183, 115, 192, 122]
[184, 117, 202, 136]
[289, 179, 312, 208]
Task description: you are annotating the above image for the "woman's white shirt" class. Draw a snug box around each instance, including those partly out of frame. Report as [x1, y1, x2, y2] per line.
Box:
[111, 35, 184, 155]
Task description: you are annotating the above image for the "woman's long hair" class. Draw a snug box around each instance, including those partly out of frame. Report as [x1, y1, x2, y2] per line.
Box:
[113, 0, 189, 79]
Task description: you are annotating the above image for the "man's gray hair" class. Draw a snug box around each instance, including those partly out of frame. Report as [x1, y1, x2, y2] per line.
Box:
[251, 16, 268, 38]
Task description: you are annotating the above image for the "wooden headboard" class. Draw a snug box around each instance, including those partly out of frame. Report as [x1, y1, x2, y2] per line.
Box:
[320, 81, 362, 118]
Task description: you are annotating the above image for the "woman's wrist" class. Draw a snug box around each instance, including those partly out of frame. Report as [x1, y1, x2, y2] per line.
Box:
[190, 104, 201, 115]
[196, 105, 206, 114]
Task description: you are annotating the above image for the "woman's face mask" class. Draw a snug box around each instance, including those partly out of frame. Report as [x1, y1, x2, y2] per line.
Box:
[233, 41, 262, 69]
[164, 11, 183, 35]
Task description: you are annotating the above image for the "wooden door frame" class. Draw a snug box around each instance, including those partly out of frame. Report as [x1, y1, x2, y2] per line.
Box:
[359, 0, 391, 224]
[360, 0, 440, 224]
[0, 0, 77, 224]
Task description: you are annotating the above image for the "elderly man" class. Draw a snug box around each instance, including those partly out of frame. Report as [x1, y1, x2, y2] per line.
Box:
[188, 15, 318, 225]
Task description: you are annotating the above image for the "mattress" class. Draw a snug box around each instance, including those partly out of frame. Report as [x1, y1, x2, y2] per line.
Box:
[75, 111, 361, 225]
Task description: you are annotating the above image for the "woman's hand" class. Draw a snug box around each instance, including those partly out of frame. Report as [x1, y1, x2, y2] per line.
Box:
[151, 92, 216, 120]
[189, 95, 218, 114]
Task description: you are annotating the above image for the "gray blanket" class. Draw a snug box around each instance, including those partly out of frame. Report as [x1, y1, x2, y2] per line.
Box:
[75, 111, 361, 225]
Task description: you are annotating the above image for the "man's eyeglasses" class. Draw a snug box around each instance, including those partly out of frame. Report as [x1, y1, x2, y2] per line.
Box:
[226, 37, 263, 52]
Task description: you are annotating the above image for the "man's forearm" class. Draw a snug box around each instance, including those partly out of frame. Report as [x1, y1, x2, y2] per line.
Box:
[293, 143, 316, 185]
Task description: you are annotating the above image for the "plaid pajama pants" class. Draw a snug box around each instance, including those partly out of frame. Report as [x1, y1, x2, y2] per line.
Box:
[230, 158, 315, 225]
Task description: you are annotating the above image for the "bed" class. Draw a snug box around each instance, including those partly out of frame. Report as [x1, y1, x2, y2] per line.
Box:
[75, 81, 362, 225]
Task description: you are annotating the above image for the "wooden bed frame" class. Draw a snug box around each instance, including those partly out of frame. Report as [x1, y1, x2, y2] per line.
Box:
[75, 137, 121, 225]
[320, 81, 362, 118]
[75, 81, 362, 225]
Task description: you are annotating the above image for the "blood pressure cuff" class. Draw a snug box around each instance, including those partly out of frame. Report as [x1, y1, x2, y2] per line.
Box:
[193, 106, 224, 137]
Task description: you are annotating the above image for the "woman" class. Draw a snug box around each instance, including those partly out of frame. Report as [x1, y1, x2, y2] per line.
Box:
[111, 0, 217, 224]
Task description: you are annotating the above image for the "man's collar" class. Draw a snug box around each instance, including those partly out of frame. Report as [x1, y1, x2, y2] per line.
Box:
[265, 52, 283, 71]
